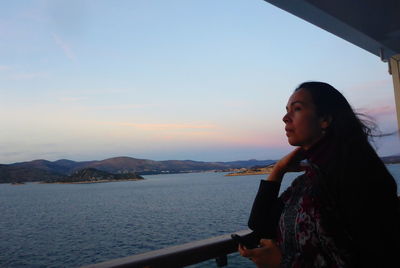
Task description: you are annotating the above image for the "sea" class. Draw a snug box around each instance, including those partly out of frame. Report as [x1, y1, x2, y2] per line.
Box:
[1, 164, 399, 268]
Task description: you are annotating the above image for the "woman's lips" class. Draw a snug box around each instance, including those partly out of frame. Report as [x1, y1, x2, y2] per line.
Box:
[285, 128, 294, 136]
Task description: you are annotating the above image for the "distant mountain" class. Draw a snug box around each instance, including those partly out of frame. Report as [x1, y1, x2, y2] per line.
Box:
[0, 164, 65, 183]
[1, 157, 275, 183]
[381, 154, 400, 164]
[83, 157, 275, 174]
[1, 154, 398, 184]
[10, 159, 95, 175]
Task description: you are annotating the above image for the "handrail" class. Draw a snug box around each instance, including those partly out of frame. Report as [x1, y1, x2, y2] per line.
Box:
[81, 229, 253, 268]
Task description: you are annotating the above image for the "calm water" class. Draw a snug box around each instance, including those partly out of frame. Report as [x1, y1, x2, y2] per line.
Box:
[1, 164, 399, 268]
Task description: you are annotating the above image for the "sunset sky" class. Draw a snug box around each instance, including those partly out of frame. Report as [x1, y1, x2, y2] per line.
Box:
[1, 0, 399, 164]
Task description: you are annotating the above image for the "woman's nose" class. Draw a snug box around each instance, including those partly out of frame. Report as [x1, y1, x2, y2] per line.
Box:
[282, 113, 290, 123]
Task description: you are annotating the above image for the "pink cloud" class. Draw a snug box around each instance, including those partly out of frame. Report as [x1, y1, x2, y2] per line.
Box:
[94, 120, 288, 150]
[52, 33, 76, 61]
[229, 133, 287, 147]
[359, 105, 396, 117]
[90, 104, 151, 111]
[0, 65, 11, 71]
[119, 122, 216, 131]
[347, 79, 393, 92]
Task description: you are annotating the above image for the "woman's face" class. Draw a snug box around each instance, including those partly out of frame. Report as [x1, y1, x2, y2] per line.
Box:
[283, 89, 327, 150]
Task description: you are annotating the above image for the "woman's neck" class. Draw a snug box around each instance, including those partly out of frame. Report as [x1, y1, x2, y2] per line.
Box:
[303, 134, 335, 168]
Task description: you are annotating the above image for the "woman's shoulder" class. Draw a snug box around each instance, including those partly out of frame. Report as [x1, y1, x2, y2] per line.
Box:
[290, 173, 312, 188]
[279, 173, 311, 201]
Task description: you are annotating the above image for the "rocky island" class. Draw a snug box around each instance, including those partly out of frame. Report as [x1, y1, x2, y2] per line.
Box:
[45, 168, 144, 184]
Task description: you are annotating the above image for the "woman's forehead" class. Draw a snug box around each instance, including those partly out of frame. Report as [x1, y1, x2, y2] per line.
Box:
[287, 89, 313, 106]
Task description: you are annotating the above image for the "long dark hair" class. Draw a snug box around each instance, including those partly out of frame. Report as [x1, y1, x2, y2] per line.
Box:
[296, 82, 399, 266]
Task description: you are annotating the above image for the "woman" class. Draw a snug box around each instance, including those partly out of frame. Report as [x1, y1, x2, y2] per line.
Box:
[239, 82, 399, 267]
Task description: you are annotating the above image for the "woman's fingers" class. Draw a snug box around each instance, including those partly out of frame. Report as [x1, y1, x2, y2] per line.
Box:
[259, 239, 274, 247]
[238, 244, 252, 258]
[275, 147, 306, 172]
[239, 240, 282, 268]
[239, 241, 279, 267]
[286, 147, 306, 164]
[286, 161, 309, 172]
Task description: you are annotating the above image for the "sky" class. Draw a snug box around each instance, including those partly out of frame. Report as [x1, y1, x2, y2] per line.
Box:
[0, 0, 399, 164]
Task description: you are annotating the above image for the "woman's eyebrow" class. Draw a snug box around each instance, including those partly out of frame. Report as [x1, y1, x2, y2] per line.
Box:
[291, 101, 306, 106]
[286, 101, 306, 110]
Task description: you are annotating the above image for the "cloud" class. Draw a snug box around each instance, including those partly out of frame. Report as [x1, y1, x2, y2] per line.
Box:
[0, 65, 11, 71]
[362, 105, 396, 117]
[347, 79, 392, 92]
[58, 97, 88, 102]
[90, 104, 151, 111]
[357, 103, 397, 118]
[8, 72, 48, 80]
[93, 120, 286, 148]
[117, 122, 216, 131]
[0, 64, 47, 80]
[0, 65, 49, 80]
[52, 33, 76, 61]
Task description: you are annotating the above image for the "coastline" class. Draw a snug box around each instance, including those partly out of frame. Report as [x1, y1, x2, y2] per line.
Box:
[41, 178, 144, 184]
[225, 170, 272, 176]
[225, 166, 274, 176]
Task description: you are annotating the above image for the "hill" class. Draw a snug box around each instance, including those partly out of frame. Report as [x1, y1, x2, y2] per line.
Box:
[1, 157, 275, 183]
[381, 154, 400, 164]
[1, 153, 399, 184]
[0, 164, 65, 183]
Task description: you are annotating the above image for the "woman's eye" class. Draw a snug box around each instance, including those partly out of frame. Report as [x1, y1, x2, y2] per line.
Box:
[294, 106, 301, 111]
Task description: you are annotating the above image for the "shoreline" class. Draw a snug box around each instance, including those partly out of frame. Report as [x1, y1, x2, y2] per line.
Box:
[225, 171, 271, 176]
[225, 166, 274, 176]
[41, 178, 144, 184]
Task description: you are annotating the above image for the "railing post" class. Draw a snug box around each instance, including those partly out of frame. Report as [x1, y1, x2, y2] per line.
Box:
[389, 54, 400, 130]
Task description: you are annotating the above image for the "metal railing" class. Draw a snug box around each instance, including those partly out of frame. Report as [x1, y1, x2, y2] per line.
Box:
[81, 229, 252, 268]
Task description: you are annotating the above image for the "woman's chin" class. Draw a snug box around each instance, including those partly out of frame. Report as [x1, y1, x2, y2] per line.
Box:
[287, 138, 299, 147]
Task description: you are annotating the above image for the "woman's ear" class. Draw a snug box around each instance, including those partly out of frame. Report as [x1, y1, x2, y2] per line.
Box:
[320, 116, 332, 129]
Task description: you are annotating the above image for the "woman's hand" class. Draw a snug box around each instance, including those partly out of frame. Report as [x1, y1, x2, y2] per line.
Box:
[267, 147, 306, 182]
[238, 239, 282, 268]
